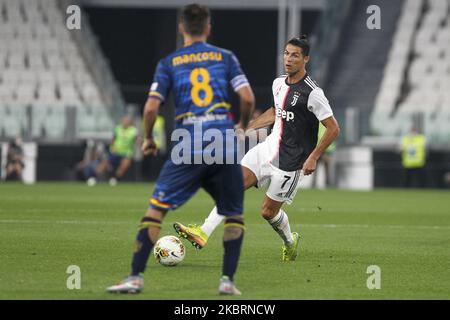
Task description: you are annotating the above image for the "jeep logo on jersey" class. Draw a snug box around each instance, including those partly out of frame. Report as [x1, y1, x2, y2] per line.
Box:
[291, 92, 300, 106]
[276, 108, 294, 122]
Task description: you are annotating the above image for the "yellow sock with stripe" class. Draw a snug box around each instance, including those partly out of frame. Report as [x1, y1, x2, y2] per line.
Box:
[222, 217, 245, 281]
[131, 217, 161, 276]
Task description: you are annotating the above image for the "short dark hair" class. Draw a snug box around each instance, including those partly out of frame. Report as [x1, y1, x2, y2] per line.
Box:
[181, 3, 210, 36]
[286, 35, 310, 56]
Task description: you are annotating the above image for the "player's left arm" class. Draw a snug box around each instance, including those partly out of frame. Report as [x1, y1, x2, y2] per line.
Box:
[303, 116, 340, 175]
[303, 88, 340, 175]
[142, 98, 161, 156]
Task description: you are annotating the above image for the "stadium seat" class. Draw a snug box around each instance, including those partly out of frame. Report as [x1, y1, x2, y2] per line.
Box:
[0, 0, 118, 140]
[372, 0, 450, 140]
[1, 104, 27, 137]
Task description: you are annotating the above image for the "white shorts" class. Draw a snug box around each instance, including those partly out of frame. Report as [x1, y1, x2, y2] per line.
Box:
[240, 140, 304, 204]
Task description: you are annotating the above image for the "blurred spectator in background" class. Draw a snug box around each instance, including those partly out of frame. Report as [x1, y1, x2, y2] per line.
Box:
[312, 122, 336, 188]
[75, 140, 107, 186]
[401, 126, 426, 188]
[96, 116, 138, 186]
[139, 114, 167, 181]
[5, 137, 25, 182]
[150, 115, 166, 155]
[444, 172, 450, 188]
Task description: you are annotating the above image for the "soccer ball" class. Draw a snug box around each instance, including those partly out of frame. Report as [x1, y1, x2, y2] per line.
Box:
[153, 235, 186, 266]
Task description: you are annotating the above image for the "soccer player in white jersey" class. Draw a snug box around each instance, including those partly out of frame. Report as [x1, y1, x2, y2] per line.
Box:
[174, 35, 340, 261]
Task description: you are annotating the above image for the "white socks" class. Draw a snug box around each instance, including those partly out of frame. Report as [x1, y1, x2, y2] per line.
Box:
[268, 209, 293, 245]
[200, 206, 293, 246]
[201, 206, 225, 237]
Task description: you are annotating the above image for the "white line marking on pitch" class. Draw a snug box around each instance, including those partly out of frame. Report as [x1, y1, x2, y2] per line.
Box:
[0, 219, 449, 230]
[296, 224, 450, 230]
[0, 219, 126, 225]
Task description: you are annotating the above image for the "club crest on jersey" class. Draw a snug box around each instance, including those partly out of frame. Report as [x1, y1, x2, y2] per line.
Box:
[291, 92, 300, 106]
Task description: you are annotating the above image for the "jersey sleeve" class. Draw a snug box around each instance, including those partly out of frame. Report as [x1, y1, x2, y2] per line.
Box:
[271, 79, 278, 95]
[307, 88, 333, 121]
[148, 59, 171, 102]
[271, 76, 285, 108]
[228, 52, 250, 92]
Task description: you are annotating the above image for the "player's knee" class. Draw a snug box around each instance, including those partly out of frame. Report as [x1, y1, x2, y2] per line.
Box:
[261, 205, 277, 220]
[242, 168, 257, 189]
[145, 208, 166, 221]
[224, 215, 245, 241]
[138, 216, 163, 243]
[121, 158, 131, 168]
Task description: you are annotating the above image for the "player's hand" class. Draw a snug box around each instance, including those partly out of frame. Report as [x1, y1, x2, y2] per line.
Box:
[141, 138, 158, 156]
[302, 156, 317, 176]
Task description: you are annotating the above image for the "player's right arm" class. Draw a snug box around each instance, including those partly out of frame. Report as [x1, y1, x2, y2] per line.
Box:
[247, 107, 275, 131]
[143, 59, 171, 156]
[142, 97, 161, 156]
[245, 76, 283, 131]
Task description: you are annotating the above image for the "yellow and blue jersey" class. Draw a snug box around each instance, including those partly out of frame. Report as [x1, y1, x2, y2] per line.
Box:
[147, 42, 248, 214]
[148, 41, 249, 131]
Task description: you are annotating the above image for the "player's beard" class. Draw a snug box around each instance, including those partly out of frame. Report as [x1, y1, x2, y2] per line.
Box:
[285, 63, 306, 79]
[286, 68, 300, 77]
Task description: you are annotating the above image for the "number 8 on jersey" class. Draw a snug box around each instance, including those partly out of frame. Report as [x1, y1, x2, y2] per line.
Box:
[190, 68, 213, 107]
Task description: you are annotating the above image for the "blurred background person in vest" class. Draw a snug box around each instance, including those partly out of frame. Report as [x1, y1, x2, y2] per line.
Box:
[401, 126, 426, 188]
[151, 115, 166, 156]
[139, 115, 166, 181]
[96, 116, 138, 186]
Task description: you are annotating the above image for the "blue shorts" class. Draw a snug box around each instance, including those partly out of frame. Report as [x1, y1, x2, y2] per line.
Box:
[108, 152, 125, 170]
[83, 160, 100, 179]
[149, 159, 244, 217]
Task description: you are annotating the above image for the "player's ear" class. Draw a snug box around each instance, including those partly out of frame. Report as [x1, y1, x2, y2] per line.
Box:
[178, 22, 185, 35]
[304, 55, 310, 64]
[205, 23, 211, 37]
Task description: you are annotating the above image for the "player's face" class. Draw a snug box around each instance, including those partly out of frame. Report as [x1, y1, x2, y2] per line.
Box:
[283, 44, 309, 75]
[122, 117, 131, 128]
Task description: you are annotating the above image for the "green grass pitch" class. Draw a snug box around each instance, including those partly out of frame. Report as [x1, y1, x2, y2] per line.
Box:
[0, 182, 449, 299]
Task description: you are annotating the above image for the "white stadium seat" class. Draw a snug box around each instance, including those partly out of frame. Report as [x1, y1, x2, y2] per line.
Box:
[0, 0, 109, 140]
[373, 0, 450, 140]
